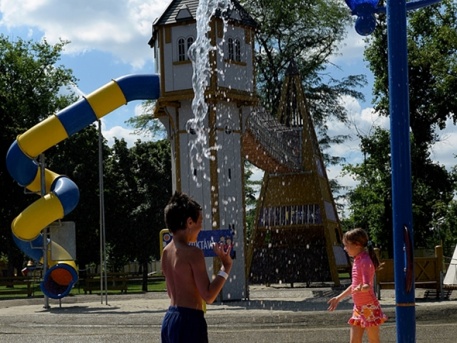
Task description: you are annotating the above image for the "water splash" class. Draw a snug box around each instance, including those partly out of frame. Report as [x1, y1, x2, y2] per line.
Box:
[187, 0, 232, 183]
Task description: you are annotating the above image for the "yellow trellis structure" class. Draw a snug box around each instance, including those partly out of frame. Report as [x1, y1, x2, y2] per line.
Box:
[247, 60, 345, 286]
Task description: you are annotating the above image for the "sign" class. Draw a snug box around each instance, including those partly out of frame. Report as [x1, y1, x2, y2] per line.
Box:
[160, 228, 234, 257]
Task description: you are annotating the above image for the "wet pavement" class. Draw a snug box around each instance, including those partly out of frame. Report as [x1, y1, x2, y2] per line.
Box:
[0, 282, 456, 342]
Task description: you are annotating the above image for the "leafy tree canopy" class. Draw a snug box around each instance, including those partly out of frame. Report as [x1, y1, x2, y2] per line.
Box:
[346, 0, 457, 254]
[240, 0, 366, 144]
[0, 35, 77, 272]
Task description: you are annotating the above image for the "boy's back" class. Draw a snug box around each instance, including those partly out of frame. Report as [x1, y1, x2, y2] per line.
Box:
[162, 240, 206, 310]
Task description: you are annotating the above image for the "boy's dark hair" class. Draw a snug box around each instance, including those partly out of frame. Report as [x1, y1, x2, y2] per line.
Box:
[164, 191, 202, 233]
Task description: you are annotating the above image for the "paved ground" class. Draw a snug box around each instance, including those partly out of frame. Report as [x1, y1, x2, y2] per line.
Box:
[0, 282, 456, 342]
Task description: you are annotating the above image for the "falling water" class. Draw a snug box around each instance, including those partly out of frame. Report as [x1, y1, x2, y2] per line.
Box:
[186, 0, 232, 183]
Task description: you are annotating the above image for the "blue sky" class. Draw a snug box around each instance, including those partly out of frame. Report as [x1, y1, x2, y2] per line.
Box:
[0, 0, 164, 147]
[1, 0, 455, 208]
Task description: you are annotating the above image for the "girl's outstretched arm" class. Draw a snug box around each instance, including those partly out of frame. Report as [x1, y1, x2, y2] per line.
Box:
[327, 285, 352, 311]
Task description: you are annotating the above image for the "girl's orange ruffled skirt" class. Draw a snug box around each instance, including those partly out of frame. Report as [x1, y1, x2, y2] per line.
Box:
[348, 302, 388, 328]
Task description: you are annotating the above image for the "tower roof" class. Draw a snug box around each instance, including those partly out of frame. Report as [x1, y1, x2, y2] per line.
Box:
[152, 0, 258, 28]
[149, 0, 257, 47]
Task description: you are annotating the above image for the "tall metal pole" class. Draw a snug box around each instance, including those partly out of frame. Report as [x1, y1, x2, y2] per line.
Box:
[39, 154, 50, 309]
[98, 120, 108, 305]
[387, 0, 415, 341]
[345, 0, 441, 340]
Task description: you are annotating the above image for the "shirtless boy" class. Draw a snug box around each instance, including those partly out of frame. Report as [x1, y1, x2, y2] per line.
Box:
[161, 191, 233, 343]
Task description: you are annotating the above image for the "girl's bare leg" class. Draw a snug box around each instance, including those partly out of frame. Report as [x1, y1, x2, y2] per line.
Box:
[366, 325, 380, 343]
[350, 325, 364, 343]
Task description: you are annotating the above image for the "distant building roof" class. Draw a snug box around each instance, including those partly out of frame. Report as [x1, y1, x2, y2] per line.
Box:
[149, 0, 258, 47]
[153, 0, 199, 26]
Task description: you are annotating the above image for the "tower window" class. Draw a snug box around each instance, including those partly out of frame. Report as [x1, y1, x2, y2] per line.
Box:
[228, 38, 234, 60]
[234, 39, 241, 62]
[227, 38, 242, 63]
[178, 38, 186, 61]
[177, 36, 194, 62]
[187, 37, 194, 53]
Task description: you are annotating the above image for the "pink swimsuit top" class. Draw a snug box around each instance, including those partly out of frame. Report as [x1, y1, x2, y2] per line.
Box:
[351, 251, 378, 306]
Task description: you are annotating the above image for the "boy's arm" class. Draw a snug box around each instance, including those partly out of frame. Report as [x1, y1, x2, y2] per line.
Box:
[161, 250, 171, 298]
[192, 243, 232, 304]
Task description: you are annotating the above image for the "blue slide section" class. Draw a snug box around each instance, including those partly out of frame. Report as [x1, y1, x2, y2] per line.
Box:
[6, 74, 160, 299]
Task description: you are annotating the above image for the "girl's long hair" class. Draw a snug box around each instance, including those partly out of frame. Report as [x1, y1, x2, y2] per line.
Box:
[343, 228, 381, 270]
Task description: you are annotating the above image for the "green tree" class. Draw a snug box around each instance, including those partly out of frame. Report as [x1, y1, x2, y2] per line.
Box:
[244, 162, 262, 244]
[358, 0, 457, 254]
[125, 100, 167, 140]
[103, 138, 137, 272]
[342, 128, 393, 253]
[344, 127, 454, 255]
[366, 0, 457, 149]
[240, 0, 366, 152]
[46, 124, 108, 270]
[104, 138, 172, 290]
[129, 139, 171, 290]
[0, 35, 77, 274]
[433, 179, 457, 257]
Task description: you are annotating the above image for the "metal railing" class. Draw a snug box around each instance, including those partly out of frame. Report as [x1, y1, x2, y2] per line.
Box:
[246, 107, 302, 171]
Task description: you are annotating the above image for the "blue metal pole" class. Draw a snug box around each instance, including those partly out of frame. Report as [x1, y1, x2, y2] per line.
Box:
[386, 0, 416, 341]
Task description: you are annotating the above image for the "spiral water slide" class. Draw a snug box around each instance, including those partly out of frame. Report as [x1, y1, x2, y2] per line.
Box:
[6, 74, 160, 299]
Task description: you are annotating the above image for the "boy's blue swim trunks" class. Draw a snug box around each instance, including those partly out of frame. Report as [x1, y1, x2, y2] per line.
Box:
[161, 306, 208, 343]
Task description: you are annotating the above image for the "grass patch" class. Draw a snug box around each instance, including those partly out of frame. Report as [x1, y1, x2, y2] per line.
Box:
[0, 278, 166, 300]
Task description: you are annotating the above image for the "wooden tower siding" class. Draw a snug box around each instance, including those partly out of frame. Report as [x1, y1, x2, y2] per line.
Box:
[150, 0, 258, 300]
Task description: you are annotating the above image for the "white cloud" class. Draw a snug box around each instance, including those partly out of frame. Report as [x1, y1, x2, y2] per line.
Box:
[99, 102, 159, 147]
[102, 124, 149, 148]
[133, 103, 147, 117]
[327, 95, 387, 164]
[330, 24, 369, 65]
[0, 0, 168, 68]
[326, 95, 387, 194]
[250, 165, 264, 182]
[327, 164, 358, 192]
[431, 120, 457, 170]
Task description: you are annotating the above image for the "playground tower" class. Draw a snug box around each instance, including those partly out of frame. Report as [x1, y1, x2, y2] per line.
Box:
[149, 0, 258, 300]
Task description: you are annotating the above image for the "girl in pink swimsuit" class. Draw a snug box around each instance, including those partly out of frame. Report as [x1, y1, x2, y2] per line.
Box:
[327, 228, 387, 343]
